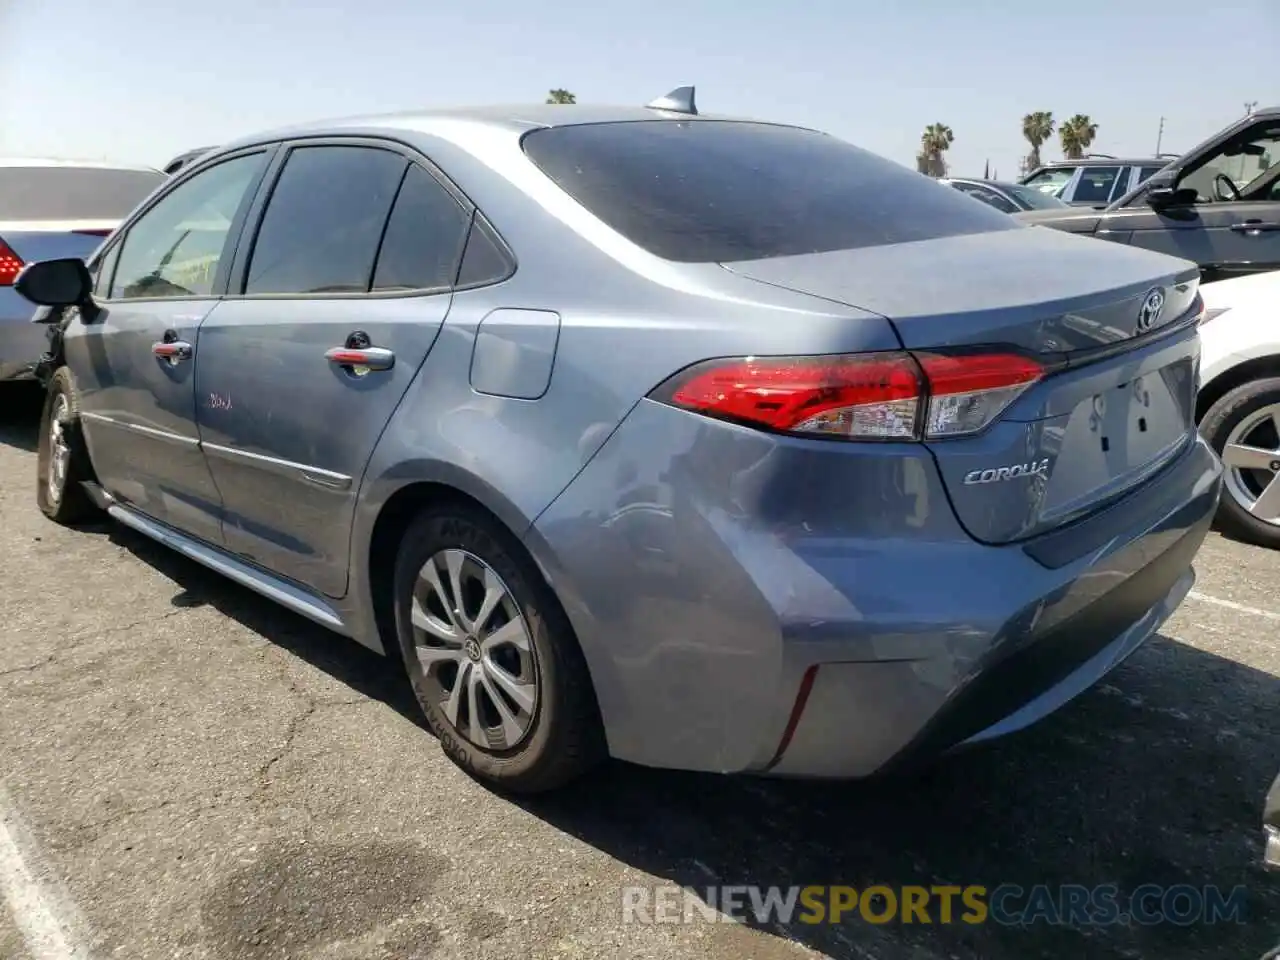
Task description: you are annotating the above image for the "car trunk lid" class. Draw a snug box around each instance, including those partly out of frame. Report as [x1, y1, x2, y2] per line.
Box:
[722, 227, 1203, 544]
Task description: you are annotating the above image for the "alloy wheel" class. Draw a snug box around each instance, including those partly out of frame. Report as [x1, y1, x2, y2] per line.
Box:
[410, 548, 539, 750]
[1221, 402, 1280, 527]
[47, 393, 70, 505]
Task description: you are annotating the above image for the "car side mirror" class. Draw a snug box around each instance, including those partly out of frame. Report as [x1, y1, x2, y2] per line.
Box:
[1146, 183, 1198, 209]
[13, 258, 98, 321]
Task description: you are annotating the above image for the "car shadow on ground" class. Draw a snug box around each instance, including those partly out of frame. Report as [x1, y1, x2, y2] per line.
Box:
[76, 517, 1280, 960]
[0, 383, 44, 453]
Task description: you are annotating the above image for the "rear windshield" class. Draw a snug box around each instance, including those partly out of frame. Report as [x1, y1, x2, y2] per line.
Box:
[521, 120, 1018, 263]
[0, 166, 164, 221]
[1004, 183, 1070, 210]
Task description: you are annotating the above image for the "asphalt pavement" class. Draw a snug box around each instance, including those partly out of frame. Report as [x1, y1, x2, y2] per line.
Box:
[0, 382, 1277, 960]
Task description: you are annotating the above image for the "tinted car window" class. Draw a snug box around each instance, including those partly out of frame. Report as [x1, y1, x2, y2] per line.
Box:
[245, 146, 406, 295]
[371, 165, 470, 291]
[456, 215, 514, 287]
[1073, 166, 1121, 204]
[522, 121, 1016, 263]
[111, 153, 266, 300]
[1003, 183, 1069, 210]
[1137, 165, 1165, 184]
[0, 166, 164, 221]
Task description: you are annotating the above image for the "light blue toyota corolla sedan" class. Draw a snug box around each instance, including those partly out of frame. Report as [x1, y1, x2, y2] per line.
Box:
[13, 88, 1223, 793]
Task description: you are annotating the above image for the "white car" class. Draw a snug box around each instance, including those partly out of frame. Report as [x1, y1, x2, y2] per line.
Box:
[1196, 269, 1280, 547]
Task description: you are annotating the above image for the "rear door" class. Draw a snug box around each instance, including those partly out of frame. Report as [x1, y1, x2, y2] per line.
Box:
[69, 150, 271, 544]
[194, 141, 472, 597]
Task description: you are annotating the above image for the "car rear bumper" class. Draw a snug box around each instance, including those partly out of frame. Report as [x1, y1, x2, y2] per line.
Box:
[529, 399, 1223, 778]
[0, 290, 49, 380]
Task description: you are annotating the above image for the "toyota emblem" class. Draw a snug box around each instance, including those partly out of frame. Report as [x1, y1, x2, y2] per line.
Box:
[1137, 288, 1166, 332]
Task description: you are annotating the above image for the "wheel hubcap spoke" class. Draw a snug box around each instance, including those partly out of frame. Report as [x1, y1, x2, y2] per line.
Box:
[410, 546, 539, 751]
[1222, 402, 1280, 527]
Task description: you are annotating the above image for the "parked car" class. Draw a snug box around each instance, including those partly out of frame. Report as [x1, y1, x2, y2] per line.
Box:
[13, 89, 1223, 794]
[1020, 154, 1173, 208]
[1015, 106, 1280, 285]
[1, 159, 165, 380]
[1195, 269, 1280, 547]
[162, 146, 217, 176]
[940, 177, 1071, 213]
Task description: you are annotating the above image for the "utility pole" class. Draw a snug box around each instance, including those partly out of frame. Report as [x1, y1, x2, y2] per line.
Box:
[1155, 116, 1165, 155]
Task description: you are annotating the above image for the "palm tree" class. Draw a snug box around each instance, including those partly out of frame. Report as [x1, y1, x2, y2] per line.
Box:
[915, 123, 954, 178]
[546, 89, 577, 104]
[1059, 114, 1099, 160]
[1021, 111, 1055, 172]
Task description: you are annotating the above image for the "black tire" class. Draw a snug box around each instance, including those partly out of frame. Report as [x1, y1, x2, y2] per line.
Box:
[392, 504, 605, 793]
[35, 366, 100, 525]
[1200, 376, 1280, 549]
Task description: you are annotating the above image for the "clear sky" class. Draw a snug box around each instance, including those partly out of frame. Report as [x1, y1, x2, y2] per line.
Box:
[1, 0, 1276, 179]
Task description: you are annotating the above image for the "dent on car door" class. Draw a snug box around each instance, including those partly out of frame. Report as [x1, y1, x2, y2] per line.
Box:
[69, 150, 270, 543]
[194, 143, 471, 597]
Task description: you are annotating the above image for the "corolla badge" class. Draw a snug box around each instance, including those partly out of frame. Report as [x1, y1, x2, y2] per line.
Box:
[1137, 287, 1166, 332]
[963, 459, 1051, 485]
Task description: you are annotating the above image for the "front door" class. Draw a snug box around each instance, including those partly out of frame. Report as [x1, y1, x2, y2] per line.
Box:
[193, 143, 473, 596]
[1112, 120, 1280, 282]
[71, 150, 271, 543]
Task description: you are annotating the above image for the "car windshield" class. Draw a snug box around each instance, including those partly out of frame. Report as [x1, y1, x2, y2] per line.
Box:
[1021, 167, 1076, 197]
[1003, 183, 1070, 209]
[521, 120, 1018, 263]
[0, 165, 164, 221]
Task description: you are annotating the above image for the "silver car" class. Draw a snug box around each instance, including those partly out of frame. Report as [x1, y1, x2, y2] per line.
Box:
[13, 90, 1223, 793]
[1, 158, 164, 380]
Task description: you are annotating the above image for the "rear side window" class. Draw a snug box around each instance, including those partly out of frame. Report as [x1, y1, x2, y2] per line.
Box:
[456, 214, 514, 287]
[1073, 167, 1121, 205]
[521, 121, 1017, 263]
[371, 164, 470, 292]
[0, 166, 164, 221]
[1137, 165, 1165, 184]
[244, 146, 406, 295]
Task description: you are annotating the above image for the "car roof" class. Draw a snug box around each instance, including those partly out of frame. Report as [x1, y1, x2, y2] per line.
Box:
[0, 156, 160, 173]
[215, 102, 802, 154]
[1035, 156, 1165, 168]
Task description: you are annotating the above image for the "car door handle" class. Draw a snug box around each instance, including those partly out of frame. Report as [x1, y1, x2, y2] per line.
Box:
[1229, 220, 1280, 233]
[324, 346, 395, 371]
[152, 340, 193, 362]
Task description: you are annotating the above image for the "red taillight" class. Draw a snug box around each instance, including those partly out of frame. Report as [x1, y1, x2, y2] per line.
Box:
[0, 238, 23, 287]
[651, 350, 1043, 441]
[915, 352, 1043, 438]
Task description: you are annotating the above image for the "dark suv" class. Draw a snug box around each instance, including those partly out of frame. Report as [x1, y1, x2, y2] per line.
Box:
[1016, 107, 1280, 284]
[1021, 155, 1173, 208]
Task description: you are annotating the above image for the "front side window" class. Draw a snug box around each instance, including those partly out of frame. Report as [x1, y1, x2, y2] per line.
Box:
[1072, 167, 1121, 205]
[244, 145, 406, 295]
[110, 152, 267, 300]
[1180, 125, 1280, 203]
[522, 120, 1016, 263]
[1137, 165, 1166, 185]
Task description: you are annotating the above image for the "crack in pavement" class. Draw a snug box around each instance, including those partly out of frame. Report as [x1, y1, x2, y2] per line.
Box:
[0, 657, 55, 678]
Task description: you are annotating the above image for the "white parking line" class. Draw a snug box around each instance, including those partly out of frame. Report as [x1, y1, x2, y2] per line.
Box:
[0, 784, 92, 960]
[1187, 590, 1280, 622]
